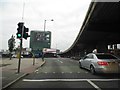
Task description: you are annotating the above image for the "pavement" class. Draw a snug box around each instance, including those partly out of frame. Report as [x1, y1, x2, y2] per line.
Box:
[0, 57, 46, 90]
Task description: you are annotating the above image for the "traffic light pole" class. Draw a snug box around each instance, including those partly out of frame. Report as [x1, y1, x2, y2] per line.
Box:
[17, 23, 24, 73]
[17, 2, 25, 73]
[17, 38, 22, 73]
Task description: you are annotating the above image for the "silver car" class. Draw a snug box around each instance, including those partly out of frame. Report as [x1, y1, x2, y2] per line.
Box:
[79, 53, 120, 74]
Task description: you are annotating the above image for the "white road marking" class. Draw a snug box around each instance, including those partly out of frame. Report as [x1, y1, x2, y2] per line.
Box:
[59, 61, 63, 63]
[23, 78, 120, 82]
[35, 69, 39, 72]
[77, 72, 80, 73]
[53, 72, 56, 74]
[62, 72, 64, 74]
[87, 80, 101, 90]
[69, 72, 72, 73]
[57, 60, 63, 63]
[44, 72, 48, 74]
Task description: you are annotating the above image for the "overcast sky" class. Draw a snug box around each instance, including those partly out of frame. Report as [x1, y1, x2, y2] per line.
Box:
[0, 0, 92, 51]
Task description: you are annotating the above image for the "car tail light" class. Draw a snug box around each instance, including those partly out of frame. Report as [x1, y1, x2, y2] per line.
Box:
[97, 61, 108, 66]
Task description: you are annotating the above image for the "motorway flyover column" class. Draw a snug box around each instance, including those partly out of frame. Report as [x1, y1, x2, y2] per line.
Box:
[96, 43, 108, 53]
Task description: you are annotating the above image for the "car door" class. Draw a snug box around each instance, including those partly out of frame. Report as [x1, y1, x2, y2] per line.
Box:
[80, 56, 86, 68]
[81, 55, 89, 69]
[85, 54, 94, 69]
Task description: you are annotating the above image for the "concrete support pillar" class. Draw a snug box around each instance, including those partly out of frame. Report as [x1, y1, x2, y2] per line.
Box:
[80, 51, 85, 57]
[70, 51, 74, 56]
[113, 44, 118, 56]
[96, 43, 108, 53]
[114, 44, 117, 49]
[109, 45, 113, 49]
[86, 48, 94, 54]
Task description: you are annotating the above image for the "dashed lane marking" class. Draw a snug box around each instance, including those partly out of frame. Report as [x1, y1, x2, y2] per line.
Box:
[38, 72, 91, 74]
[57, 60, 63, 63]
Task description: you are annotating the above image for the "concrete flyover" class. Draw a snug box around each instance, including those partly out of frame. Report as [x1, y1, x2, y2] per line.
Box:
[60, 0, 120, 57]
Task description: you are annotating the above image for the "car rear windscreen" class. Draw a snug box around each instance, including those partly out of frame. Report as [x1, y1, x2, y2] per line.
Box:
[96, 54, 117, 59]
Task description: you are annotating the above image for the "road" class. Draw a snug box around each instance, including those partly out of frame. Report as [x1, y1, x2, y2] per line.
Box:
[6, 58, 120, 89]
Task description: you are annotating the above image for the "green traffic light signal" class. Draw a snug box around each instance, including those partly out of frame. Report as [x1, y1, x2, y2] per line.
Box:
[17, 22, 23, 39]
[16, 22, 30, 39]
[17, 33, 22, 38]
[18, 34, 21, 37]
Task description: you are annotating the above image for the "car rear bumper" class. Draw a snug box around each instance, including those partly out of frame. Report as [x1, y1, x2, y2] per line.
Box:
[95, 66, 120, 73]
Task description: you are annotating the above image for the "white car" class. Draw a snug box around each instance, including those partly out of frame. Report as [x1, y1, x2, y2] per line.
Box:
[79, 53, 120, 74]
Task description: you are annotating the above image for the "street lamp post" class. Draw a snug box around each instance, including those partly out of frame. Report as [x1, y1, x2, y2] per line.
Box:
[43, 19, 54, 40]
[42, 19, 54, 61]
[44, 19, 54, 32]
[44, 20, 46, 33]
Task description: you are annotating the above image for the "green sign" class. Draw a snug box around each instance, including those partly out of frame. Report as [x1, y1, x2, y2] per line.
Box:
[30, 31, 51, 51]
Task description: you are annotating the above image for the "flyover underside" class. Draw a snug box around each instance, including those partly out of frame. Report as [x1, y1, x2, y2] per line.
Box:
[79, 30, 120, 45]
[61, 2, 120, 57]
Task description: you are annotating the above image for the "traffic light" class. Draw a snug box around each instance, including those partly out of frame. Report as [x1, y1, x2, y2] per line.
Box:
[23, 26, 30, 39]
[16, 22, 24, 39]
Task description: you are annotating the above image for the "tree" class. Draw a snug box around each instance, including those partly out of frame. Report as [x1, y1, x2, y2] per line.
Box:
[8, 35, 15, 60]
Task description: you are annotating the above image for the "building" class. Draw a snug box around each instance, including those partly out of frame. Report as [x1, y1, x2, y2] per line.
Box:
[30, 30, 51, 57]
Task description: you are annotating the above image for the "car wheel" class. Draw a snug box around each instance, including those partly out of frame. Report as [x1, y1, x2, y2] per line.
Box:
[90, 65, 96, 74]
[79, 62, 82, 68]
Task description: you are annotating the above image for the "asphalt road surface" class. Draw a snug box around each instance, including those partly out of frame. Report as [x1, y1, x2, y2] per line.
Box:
[6, 58, 120, 89]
